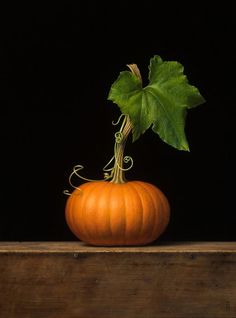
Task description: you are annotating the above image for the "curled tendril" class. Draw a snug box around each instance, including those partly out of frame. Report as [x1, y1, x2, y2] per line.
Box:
[114, 131, 123, 143]
[63, 189, 72, 196]
[103, 155, 115, 173]
[63, 114, 134, 195]
[112, 113, 126, 126]
[114, 154, 134, 172]
[124, 155, 133, 166]
[63, 165, 99, 195]
[113, 113, 129, 134]
[70, 165, 95, 183]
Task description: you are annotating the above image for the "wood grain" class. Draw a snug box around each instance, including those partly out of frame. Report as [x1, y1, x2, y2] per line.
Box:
[0, 241, 236, 318]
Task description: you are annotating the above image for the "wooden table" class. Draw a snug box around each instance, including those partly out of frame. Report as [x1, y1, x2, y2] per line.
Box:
[0, 241, 236, 317]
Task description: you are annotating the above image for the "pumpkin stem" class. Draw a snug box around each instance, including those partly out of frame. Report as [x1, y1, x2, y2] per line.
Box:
[109, 115, 133, 183]
[108, 64, 142, 184]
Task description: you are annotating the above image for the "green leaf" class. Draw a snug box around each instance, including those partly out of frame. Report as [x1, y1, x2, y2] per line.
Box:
[108, 55, 205, 151]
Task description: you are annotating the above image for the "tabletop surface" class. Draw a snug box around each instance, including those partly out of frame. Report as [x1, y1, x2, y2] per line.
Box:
[0, 241, 235, 253]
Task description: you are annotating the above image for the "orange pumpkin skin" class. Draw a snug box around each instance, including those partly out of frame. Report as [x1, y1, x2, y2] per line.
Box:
[65, 180, 170, 246]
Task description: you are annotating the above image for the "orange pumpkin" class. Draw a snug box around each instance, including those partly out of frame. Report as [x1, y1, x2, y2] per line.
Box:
[65, 180, 170, 246]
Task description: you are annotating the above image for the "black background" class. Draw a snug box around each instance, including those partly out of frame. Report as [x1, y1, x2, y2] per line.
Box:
[0, 1, 235, 241]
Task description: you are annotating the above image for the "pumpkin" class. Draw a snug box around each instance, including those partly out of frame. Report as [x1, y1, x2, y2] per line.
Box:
[65, 180, 170, 246]
[64, 57, 204, 246]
